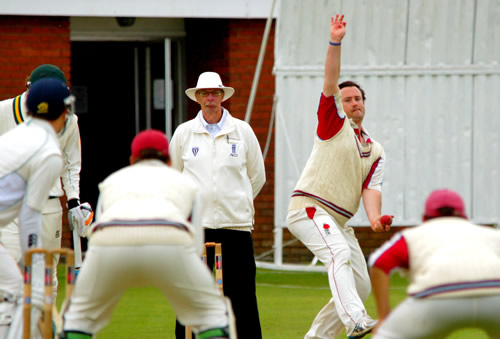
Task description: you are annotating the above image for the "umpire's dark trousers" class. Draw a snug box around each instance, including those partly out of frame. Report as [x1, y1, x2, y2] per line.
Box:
[175, 228, 263, 339]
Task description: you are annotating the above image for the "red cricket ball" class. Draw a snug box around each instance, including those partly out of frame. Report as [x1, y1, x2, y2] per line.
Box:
[380, 215, 392, 226]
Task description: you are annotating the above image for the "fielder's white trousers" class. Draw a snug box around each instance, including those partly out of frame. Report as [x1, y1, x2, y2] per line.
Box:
[63, 236, 231, 336]
[374, 295, 500, 338]
[0, 244, 23, 337]
[0, 198, 62, 296]
[287, 206, 371, 338]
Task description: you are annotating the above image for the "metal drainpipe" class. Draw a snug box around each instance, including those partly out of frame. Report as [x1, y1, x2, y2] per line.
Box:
[244, 0, 278, 123]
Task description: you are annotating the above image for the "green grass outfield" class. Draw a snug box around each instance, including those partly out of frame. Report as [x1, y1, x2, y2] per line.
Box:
[57, 267, 489, 338]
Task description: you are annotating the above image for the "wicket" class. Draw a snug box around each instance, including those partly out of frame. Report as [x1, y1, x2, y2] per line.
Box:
[23, 248, 76, 339]
[186, 242, 223, 339]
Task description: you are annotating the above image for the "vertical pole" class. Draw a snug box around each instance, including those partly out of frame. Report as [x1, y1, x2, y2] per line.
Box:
[274, 227, 283, 265]
[244, 0, 277, 123]
[164, 38, 173, 139]
[145, 47, 152, 129]
[134, 47, 140, 134]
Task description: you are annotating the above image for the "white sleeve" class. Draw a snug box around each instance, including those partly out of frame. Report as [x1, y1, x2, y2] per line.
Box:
[59, 115, 82, 200]
[18, 203, 42, 254]
[244, 123, 266, 198]
[367, 151, 385, 192]
[169, 126, 185, 172]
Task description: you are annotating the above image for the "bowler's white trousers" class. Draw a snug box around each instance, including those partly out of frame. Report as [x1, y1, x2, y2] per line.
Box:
[287, 206, 371, 338]
[63, 227, 231, 336]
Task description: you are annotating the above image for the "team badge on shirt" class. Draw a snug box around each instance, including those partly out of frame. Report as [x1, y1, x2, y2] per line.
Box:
[323, 223, 331, 236]
[230, 144, 238, 157]
[28, 234, 38, 248]
[192, 147, 199, 157]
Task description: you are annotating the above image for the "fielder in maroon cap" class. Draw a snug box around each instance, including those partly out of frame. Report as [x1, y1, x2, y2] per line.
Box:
[423, 189, 467, 220]
[62, 129, 236, 339]
[130, 129, 170, 164]
[368, 189, 500, 338]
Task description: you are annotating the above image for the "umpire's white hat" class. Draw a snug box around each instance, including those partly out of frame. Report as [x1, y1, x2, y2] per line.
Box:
[185, 72, 235, 102]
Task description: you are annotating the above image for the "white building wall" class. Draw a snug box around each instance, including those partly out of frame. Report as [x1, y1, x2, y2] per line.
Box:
[275, 0, 500, 228]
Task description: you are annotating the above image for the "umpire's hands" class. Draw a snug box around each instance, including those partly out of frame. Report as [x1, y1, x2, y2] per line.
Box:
[68, 200, 94, 237]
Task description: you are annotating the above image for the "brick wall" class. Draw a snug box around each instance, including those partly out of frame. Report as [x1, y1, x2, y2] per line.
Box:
[0, 16, 73, 249]
[0, 16, 71, 99]
[225, 20, 276, 255]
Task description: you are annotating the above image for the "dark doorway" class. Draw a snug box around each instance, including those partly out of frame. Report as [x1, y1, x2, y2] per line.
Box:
[71, 41, 172, 210]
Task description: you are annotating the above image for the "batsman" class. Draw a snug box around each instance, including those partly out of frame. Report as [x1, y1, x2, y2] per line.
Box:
[62, 129, 236, 339]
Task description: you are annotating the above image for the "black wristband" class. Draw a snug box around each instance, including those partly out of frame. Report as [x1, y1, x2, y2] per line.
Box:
[67, 199, 80, 209]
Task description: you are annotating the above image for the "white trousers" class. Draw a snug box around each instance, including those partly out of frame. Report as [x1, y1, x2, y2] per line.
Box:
[63, 237, 231, 335]
[374, 295, 500, 338]
[0, 244, 23, 338]
[287, 206, 371, 338]
[0, 245, 22, 302]
[0, 198, 62, 294]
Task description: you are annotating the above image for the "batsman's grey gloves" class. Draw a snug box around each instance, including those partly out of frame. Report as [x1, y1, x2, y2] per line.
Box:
[68, 200, 94, 237]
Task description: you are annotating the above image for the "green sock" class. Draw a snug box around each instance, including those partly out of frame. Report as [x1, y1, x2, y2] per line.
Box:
[65, 331, 92, 339]
[198, 327, 229, 339]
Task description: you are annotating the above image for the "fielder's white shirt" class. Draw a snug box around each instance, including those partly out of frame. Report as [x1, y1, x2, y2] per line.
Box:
[0, 119, 63, 250]
[369, 217, 500, 298]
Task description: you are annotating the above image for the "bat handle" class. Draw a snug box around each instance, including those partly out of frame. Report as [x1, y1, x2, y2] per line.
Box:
[72, 229, 83, 268]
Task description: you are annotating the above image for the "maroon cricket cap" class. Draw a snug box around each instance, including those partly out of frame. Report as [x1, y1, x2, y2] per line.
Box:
[424, 189, 466, 218]
[131, 129, 169, 158]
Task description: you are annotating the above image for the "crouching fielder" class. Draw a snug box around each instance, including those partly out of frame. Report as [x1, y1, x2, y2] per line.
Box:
[62, 129, 235, 339]
[369, 189, 500, 338]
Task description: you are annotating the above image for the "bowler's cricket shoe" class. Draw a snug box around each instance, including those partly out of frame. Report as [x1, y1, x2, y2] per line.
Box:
[347, 317, 378, 339]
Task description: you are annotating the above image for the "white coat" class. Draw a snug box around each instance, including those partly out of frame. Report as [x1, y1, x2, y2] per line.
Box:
[169, 110, 266, 229]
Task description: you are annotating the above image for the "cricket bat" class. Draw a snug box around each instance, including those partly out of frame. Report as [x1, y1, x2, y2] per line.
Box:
[72, 229, 83, 269]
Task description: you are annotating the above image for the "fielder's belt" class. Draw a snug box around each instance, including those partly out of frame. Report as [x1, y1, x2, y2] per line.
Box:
[92, 219, 190, 232]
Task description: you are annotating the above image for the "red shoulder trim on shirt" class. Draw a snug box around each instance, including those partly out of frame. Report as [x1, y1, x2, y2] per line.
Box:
[370, 233, 409, 274]
[317, 93, 345, 140]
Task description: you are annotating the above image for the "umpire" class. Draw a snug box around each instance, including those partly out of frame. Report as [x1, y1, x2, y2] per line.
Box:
[170, 72, 266, 339]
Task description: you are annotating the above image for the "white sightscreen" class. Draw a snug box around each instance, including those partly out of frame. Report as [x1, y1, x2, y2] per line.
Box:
[275, 0, 500, 228]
